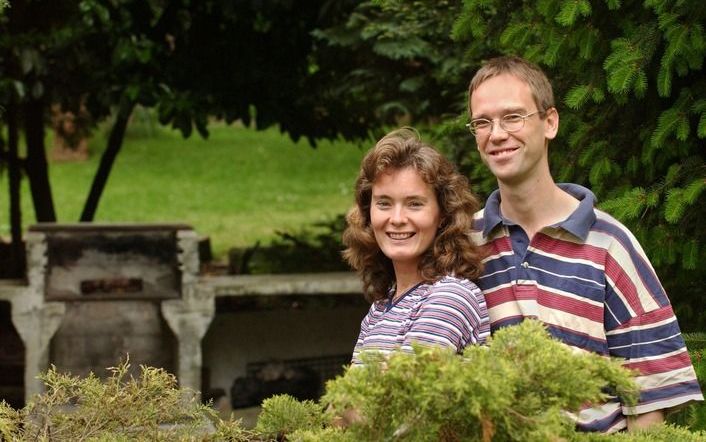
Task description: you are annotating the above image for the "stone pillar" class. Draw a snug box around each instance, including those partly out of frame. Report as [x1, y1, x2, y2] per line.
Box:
[161, 230, 215, 396]
[10, 232, 65, 400]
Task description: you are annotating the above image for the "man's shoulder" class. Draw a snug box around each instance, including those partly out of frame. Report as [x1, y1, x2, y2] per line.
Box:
[471, 207, 486, 227]
[470, 208, 488, 244]
[589, 207, 641, 242]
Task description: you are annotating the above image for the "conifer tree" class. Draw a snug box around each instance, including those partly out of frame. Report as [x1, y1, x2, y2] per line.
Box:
[451, 0, 706, 329]
[313, 1, 705, 328]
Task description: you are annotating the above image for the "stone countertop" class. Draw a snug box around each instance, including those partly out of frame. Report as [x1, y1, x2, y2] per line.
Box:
[199, 272, 362, 297]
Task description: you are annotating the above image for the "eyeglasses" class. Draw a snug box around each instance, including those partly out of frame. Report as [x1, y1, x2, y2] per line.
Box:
[466, 110, 545, 136]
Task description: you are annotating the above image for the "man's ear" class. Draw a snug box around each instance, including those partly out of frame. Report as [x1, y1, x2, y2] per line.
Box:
[544, 107, 559, 140]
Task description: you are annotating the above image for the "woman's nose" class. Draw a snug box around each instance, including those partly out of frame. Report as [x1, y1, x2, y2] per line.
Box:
[390, 205, 406, 224]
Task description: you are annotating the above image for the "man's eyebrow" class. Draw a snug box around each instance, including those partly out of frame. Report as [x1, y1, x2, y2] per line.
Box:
[472, 107, 529, 119]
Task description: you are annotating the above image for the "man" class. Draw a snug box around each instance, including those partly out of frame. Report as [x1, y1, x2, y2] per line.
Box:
[467, 55, 703, 433]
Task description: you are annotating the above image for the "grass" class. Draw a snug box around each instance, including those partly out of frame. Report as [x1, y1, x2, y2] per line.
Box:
[0, 117, 368, 258]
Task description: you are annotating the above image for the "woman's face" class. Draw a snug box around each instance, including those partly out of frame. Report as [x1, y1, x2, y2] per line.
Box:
[370, 167, 441, 271]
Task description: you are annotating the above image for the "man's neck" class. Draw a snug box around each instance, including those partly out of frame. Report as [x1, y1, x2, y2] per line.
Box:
[497, 177, 579, 240]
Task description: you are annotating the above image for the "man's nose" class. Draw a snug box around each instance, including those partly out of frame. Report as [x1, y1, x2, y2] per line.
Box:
[488, 120, 509, 141]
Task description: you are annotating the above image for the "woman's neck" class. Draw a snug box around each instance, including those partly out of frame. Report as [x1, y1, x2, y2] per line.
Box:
[392, 262, 422, 300]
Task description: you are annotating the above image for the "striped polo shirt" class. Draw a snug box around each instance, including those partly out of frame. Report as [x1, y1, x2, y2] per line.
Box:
[351, 276, 490, 366]
[471, 183, 703, 433]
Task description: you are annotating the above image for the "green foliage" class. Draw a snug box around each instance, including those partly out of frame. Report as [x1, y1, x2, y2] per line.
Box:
[254, 321, 706, 440]
[2, 328, 703, 441]
[255, 395, 325, 439]
[310, 1, 470, 136]
[0, 359, 255, 441]
[570, 424, 706, 441]
[444, 0, 706, 331]
[0, 124, 365, 259]
[319, 0, 706, 323]
[556, 0, 592, 27]
[668, 333, 706, 431]
[319, 320, 639, 441]
[233, 215, 349, 274]
[0, 0, 364, 230]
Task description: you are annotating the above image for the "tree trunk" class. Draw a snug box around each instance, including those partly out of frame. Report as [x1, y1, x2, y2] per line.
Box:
[80, 102, 134, 222]
[7, 99, 25, 277]
[23, 98, 56, 222]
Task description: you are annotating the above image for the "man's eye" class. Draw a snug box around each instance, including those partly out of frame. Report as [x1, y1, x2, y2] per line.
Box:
[472, 120, 491, 129]
[503, 114, 523, 123]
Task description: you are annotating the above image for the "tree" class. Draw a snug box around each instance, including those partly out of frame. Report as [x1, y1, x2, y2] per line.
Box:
[307, 0, 469, 139]
[0, 0, 359, 242]
[307, 0, 706, 330]
[451, 0, 706, 329]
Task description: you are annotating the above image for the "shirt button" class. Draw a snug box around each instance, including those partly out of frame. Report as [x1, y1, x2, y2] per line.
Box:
[521, 262, 529, 268]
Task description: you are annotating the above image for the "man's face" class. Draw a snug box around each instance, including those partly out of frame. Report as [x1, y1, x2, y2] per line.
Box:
[469, 73, 558, 186]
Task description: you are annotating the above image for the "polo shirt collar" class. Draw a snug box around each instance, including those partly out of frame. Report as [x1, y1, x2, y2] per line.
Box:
[482, 189, 504, 238]
[481, 183, 597, 241]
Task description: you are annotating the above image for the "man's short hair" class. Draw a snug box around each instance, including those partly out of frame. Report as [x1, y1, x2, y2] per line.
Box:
[467, 55, 555, 115]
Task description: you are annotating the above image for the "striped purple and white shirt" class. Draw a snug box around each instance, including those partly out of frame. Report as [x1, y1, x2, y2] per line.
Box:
[351, 276, 489, 366]
[472, 183, 703, 433]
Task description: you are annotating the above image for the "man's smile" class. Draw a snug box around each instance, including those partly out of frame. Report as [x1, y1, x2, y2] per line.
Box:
[487, 146, 519, 157]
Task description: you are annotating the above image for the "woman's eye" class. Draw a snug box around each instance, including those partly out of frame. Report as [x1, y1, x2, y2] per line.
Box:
[375, 200, 390, 209]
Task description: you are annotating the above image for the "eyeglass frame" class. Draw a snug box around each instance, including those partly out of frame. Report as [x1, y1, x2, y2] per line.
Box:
[465, 109, 548, 136]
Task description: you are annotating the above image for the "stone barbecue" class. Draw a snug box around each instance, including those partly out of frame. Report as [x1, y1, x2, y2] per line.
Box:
[0, 223, 208, 401]
[0, 223, 365, 408]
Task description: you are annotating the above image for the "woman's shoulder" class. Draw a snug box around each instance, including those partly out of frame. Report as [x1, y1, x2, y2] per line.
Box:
[424, 275, 482, 299]
[433, 275, 480, 290]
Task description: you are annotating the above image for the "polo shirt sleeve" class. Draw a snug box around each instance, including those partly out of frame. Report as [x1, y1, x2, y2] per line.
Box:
[602, 228, 703, 415]
[401, 278, 490, 353]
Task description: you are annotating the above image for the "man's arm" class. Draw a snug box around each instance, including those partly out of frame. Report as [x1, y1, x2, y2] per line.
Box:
[627, 410, 664, 431]
[601, 214, 703, 423]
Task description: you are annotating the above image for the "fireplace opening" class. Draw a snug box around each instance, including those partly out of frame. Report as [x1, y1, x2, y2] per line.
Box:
[0, 301, 25, 408]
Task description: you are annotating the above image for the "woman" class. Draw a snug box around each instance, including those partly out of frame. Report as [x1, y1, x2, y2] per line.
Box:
[343, 128, 489, 365]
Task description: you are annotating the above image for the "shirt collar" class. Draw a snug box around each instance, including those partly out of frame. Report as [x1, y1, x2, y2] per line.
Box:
[481, 183, 597, 241]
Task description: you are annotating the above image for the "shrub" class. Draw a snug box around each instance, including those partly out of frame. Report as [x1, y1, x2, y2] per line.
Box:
[2, 324, 703, 441]
[257, 321, 705, 441]
[254, 395, 325, 440]
[0, 359, 255, 441]
[318, 320, 638, 441]
[667, 332, 706, 431]
[229, 215, 348, 275]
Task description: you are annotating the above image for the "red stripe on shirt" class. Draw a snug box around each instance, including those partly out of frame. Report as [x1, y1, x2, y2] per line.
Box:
[605, 254, 645, 315]
[487, 236, 512, 255]
[538, 289, 603, 322]
[613, 306, 676, 330]
[485, 285, 539, 308]
[533, 233, 606, 266]
[623, 351, 693, 375]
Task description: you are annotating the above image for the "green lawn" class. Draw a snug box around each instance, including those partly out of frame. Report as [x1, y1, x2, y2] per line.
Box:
[1, 121, 368, 258]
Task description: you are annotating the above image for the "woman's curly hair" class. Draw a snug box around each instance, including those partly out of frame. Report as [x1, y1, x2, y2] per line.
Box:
[342, 128, 484, 303]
